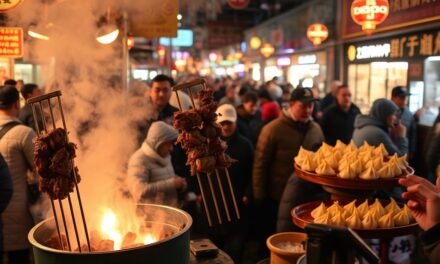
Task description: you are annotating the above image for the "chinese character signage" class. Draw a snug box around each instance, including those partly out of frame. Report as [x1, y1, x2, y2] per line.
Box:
[0, 0, 23, 12]
[343, 0, 440, 39]
[0, 27, 23, 58]
[129, 0, 178, 38]
[345, 29, 440, 62]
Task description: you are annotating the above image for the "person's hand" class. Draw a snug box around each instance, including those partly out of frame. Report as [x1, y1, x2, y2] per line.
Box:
[393, 120, 407, 138]
[399, 175, 440, 231]
[174, 177, 187, 191]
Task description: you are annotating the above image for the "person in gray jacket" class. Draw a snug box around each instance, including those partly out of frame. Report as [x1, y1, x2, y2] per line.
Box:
[0, 85, 36, 264]
[126, 121, 187, 207]
[352, 98, 408, 156]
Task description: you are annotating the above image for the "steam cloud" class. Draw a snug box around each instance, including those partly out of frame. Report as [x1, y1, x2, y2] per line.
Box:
[7, 0, 169, 246]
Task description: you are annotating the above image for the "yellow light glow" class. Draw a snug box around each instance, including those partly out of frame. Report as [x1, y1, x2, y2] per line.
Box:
[143, 234, 156, 245]
[101, 209, 122, 250]
[28, 30, 49, 40]
[96, 29, 119, 45]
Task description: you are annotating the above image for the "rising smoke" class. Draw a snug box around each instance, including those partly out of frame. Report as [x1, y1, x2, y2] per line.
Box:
[7, 0, 166, 246]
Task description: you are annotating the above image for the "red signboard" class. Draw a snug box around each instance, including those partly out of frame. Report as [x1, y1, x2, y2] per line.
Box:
[228, 0, 250, 10]
[342, 0, 440, 39]
[0, 27, 23, 58]
[351, 0, 389, 34]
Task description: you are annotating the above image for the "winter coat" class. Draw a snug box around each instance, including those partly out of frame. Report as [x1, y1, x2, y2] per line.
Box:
[397, 107, 417, 155]
[252, 109, 324, 201]
[0, 116, 36, 251]
[236, 105, 264, 147]
[0, 154, 13, 252]
[321, 103, 361, 145]
[352, 99, 408, 156]
[421, 223, 440, 264]
[127, 142, 179, 207]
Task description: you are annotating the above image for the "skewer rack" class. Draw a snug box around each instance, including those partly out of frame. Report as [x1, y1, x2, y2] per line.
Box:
[172, 79, 240, 226]
[28, 90, 91, 252]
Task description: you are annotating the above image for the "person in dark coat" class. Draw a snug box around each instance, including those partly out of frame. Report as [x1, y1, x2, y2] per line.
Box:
[195, 104, 254, 264]
[0, 154, 13, 264]
[391, 86, 417, 161]
[399, 175, 440, 263]
[236, 91, 264, 147]
[18, 83, 43, 131]
[320, 80, 341, 112]
[320, 84, 361, 145]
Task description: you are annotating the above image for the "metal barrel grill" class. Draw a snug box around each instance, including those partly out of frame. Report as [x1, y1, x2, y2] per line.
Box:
[27, 90, 91, 252]
[172, 79, 240, 226]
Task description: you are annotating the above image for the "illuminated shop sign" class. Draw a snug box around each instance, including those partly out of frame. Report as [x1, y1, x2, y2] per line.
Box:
[159, 29, 193, 47]
[347, 29, 440, 62]
[277, 57, 291, 66]
[298, 55, 317, 64]
[351, 0, 389, 34]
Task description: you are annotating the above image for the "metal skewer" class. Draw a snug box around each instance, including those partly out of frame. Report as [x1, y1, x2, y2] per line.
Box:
[172, 79, 240, 226]
[28, 90, 91, 252]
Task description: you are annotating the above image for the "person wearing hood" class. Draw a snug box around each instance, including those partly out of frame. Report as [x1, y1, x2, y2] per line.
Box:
[253, 87, 324, 248]
[127, 121, 187, 207]
[352, 98, 408, 156]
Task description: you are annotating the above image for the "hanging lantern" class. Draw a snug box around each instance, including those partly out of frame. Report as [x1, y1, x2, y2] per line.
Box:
[250, 36, 262, 49]
[0, 0, 23, 12]
[234, 51, 243, 60]
[157, 45, 166, 57]
[307, 24, 329, 47]
[351, 0, 389, 35]
[260, 43, 275, 58]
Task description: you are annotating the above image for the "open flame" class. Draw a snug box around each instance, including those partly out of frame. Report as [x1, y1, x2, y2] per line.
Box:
[99, 208, 157, 250]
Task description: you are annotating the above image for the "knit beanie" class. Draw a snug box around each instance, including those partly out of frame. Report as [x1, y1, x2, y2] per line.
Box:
[369, 99, 398, 127]
[145, 121, 179, 151]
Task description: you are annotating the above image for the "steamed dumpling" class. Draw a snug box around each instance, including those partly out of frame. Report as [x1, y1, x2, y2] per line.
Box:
[346, 208, 362, 229]
[342, 200, 357, 219]
[359, 141, 374, 154]
[338, 157, 349, 171]
[397, 154, 409, 171]
[330, 211, 346, 227]
[301, 155, 317, 171]
[325, 154, 339, 170]
[385, 198, 401, 215]
[327, 201, 343, 217]
[366, 157, 383, 171]
[295, 147, 312, 166]
[369, 199, 386, 220]
[316, 160, 336, 176]
[317, 142, 333, 157]
[356, 199, 370, 218]
[387, 160, 402, 176]
[378, 212, 395, 228]
[339, 165, 356, 179]
[377, 164, 394, 179]
[346, 140, 358, 152]
[403, 205, 414, 221]
[359, 165, 378, 180]
[393, 209, 410, 226]
[350, 159, 363, 175]
[334, 140, 346, 150]
[311, 202, 328, 219]
[374, 143, 389, 157]
[314, 212, 331, 224]
[362, 211, 378, 229]
[361, 152, 373, 167]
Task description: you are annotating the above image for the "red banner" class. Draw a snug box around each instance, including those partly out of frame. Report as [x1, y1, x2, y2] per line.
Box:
[0, 27, 23, 58]
[342, 0, 440, 39]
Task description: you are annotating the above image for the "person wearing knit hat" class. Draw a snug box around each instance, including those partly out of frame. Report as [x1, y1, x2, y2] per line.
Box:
[126, 121, 187, 206]
[352, 98, 408, 156]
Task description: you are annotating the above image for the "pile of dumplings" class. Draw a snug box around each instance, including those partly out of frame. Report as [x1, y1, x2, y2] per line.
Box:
[294, 140, 409, 179]
[311, 198, 413, 229]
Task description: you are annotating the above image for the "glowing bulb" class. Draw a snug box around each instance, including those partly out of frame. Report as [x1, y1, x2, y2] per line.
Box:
[96, 28, 119, 45]
[28, 30, 49, 40]
[177, 14, 182, 20]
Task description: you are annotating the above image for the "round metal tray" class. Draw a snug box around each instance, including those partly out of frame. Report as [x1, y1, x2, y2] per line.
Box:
[294, 163, 414, 190]
[291, 200, 419, 239]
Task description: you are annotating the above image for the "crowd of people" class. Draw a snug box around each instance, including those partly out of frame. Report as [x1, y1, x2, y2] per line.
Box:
[0, 74, 439, 263]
